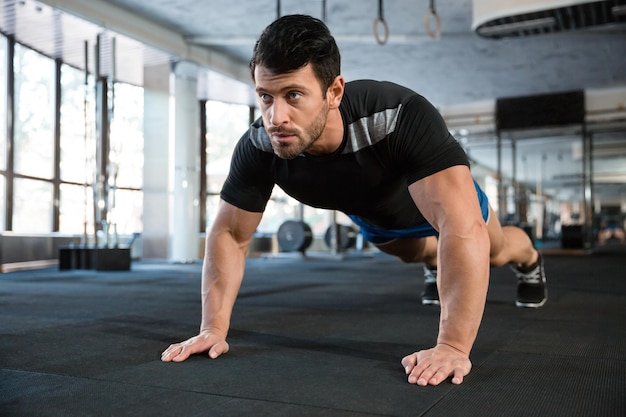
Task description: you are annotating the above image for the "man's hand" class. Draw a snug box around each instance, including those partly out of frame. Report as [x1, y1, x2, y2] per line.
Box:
[161, 331, 229, 362]
[401, 343, 472, 386]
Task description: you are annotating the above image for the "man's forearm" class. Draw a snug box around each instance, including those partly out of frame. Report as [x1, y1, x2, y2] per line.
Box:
[199, 231, 248, 335]
[436, 230, 490, 354]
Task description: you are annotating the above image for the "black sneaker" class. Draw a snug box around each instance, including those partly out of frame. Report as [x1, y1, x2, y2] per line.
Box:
[512, 251, 548, 308]
[421, 265, 440, 305]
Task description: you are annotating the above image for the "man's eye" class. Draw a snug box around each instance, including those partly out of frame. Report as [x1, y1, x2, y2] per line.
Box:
[288, 92, 302, 100]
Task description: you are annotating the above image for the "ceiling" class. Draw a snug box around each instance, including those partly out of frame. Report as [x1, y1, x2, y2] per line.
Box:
[3, 0, 626, 211]
[5, 0, 620, 106]
[95, 0, 626, 106]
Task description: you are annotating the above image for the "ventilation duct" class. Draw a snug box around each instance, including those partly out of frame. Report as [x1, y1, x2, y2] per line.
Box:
[473, 0, 626, 38]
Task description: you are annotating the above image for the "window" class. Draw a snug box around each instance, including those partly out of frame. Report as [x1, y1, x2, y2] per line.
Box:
[12, 178, 53, 232]
[110, 82, 144, 189]
[58, 64, 96, 234]
[58, 71, 143, 235]
[11, 44, 55, 232]
[13, 44, 55, 180]
[0, 35, 6, 230]
[60, 64, 95, 184]
[109, 82, 144, 234]
[0, 176, 5, 231]
[0, 34, 7, 172]
[109, 189, 143, 235]
[59, 183, 93, 234]
[205, 100, 251, 228]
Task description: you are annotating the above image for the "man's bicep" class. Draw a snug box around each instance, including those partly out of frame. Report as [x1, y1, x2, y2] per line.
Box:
[408, 165, 481, 233]
[212, 199, 264, 245]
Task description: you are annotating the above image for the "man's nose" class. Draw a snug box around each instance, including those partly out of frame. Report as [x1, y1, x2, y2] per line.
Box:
[269, 100, 289, 127]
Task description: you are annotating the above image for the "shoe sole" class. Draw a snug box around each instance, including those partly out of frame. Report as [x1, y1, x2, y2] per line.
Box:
[516, 298, 547, 308]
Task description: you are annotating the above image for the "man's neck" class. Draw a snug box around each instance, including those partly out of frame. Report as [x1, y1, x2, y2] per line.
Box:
[307, 108, 344, 156]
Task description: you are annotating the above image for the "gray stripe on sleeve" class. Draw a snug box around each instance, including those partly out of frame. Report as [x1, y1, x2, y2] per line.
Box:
[343, 104, 402, 154]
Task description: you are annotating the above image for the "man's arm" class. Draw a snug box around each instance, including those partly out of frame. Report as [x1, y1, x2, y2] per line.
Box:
[161, 199, 263, 362]
[402, 165, 490, 385]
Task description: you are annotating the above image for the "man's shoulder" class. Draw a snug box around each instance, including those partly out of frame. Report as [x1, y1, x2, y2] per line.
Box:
[245, 117, 273, 153]
[345, 79, 418, 98]
[341, 80, 423, 119]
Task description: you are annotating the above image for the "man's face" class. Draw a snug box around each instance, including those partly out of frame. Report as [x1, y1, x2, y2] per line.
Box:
[254, 64, 329, 159]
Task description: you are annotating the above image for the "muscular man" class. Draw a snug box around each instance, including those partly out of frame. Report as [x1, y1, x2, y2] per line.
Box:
[162, 14, 547, 386]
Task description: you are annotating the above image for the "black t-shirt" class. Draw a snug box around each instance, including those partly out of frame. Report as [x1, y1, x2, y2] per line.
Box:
[220, 79, 469, 229]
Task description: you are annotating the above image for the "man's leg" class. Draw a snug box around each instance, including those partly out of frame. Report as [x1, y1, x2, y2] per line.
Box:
[372, 206, 547, 307]
[484, 206, 537, 268]
[374, 235, 438, 266]
[484, 206, 547, 307]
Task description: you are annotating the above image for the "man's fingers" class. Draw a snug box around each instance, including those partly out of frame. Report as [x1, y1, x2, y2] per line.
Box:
[421, 365, 466, 385]
[410, 365, 452, 386]
[402, 346, 471, 386]
[451, 367, 465, 385]
[413, 366, 436, 386]
[426, 369, 449, 386]
[171, 348, 191, 362]
[208, 341, 229, 359]
[161, 344, 179, 362]
[166, 345, 198, 362]
[161, 343, 193, 362]
[401, 355, 415, 374]
[161, 335, 230, 362]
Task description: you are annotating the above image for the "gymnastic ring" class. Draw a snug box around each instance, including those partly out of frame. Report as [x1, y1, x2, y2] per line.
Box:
[373, 16, 389, 45]
[424, 8, 441, 39]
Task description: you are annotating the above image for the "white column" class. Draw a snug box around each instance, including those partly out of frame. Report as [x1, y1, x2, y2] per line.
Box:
[168, 60, 200, 262]
[142, 63, 171, 259]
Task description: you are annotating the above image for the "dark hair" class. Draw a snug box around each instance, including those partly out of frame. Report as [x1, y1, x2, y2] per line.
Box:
[250, 14, 341, 93]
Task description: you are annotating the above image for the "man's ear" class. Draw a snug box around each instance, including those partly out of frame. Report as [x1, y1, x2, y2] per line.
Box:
[327, 75, 345, 109]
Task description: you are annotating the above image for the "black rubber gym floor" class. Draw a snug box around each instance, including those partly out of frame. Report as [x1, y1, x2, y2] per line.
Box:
[1, 249, 625, 417]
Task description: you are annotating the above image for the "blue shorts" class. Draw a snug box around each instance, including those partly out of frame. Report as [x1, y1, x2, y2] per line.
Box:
[348, 180, 490, 244]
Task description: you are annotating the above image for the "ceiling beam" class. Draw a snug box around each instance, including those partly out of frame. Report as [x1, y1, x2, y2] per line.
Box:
[37, 0, 252, 85]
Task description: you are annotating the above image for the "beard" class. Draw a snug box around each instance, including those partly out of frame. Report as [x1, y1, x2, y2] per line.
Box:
[268, 105, 329, 160]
